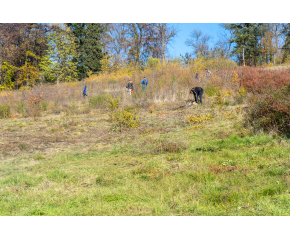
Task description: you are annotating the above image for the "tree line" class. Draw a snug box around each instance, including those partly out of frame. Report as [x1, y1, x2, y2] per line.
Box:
[0, 23, 104, 89]
[0, 23, 290, 90]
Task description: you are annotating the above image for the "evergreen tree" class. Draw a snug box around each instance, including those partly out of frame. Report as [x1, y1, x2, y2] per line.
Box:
[224, 23, 265, 66]
[66, 23, 104, 78]
[83, 23, 104, 75]
[280, 23, 290, 62]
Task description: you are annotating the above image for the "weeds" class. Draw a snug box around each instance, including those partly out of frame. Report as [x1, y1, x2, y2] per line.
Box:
[16, 102, 28, 117]
[145, 138, 185, 154]
[0, 103, 11, 118]
[35, 154, 45, 160]
[19, 143, 26, 150]
[185, 114, 212, 125]
[89, 94, 110, 108]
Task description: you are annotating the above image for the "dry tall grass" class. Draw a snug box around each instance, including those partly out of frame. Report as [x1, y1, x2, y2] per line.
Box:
[1, 60, 289, 119]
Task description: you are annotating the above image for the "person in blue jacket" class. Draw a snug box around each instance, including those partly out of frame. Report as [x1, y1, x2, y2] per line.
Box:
[141, 77, 148, 91]
[83, 85, 87, 97]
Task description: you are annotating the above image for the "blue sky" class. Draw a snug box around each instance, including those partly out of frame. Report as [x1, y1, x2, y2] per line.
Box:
[167, 23, 223, 58]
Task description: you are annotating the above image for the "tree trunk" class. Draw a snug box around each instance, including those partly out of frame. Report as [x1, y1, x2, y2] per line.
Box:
[0, 57, 2, 85]
[161, 30, 165, 63]
[243, 47, 245, 67]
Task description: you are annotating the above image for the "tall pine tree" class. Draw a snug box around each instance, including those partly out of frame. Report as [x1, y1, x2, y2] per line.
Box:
[66, 23, 104, 78]
[224, 23, 265, 66]
[280, 23, 290, 62]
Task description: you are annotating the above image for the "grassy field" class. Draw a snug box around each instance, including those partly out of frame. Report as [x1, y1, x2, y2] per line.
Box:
[1, 92, 290, 216]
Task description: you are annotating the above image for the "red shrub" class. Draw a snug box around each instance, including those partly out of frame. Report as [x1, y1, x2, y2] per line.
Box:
[246, 85, 290, 135]
[236, 67, 290, 93]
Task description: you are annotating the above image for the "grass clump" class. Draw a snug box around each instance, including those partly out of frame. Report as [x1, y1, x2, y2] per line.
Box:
[19, 143, 26, 150]
[0, 103, 11, 118]
[17, 102, 28, 117]
[185, 114, 212, 125]
[35, 154, 45, 160]
[145, 138, 185, 154]
[89, 93, 110, 108]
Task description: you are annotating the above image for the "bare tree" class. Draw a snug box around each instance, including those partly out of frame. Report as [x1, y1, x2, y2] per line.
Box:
[101, 23, 131, 68]
[101, 23, 178, 66]
[214, 23, 234, 59]
[185, 29, 212, 58]
[154, 23, 178, 62]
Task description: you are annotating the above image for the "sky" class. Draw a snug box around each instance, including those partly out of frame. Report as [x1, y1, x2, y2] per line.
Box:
[167, 23, 223, 58]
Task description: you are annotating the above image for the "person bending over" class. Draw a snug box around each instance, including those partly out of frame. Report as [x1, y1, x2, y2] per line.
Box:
[190, 87, 204, 104]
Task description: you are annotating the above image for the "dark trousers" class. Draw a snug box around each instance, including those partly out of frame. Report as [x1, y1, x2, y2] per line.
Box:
[196, 89, 204, 103]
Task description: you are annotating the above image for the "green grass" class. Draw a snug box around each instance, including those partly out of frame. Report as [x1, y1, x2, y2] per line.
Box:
[0, 103, 290, 216]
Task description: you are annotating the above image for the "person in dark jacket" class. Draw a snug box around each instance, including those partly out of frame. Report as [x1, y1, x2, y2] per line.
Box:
[126, 80, 134, 95]
[190, 87, 204, 104]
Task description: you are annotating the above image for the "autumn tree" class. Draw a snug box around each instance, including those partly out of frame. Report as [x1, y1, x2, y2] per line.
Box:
[257, 23, 284, 65]
[126, 23, 154, 65]
[40, 24, 78, 84]
[0, 23, 51, 88]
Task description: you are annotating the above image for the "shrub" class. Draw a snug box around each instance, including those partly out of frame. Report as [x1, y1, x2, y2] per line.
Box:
[107, 96, 120, 111]
[237, 67, 290, 93]
[110, 107, 140, 129]
[147, 57, 160, 68]
[0, 103, 11, 118]
[204, 85, 221, 97]
[41, 101, 48, 111]
[26, 90, 44, 117]
[245, 85, 290, 136]
[212, 89, 233, 106]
